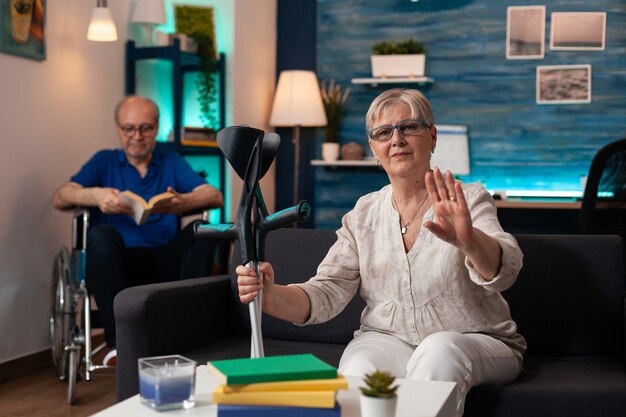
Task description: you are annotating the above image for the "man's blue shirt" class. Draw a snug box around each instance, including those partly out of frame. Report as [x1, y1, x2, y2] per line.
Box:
[70, 149, 206, 248]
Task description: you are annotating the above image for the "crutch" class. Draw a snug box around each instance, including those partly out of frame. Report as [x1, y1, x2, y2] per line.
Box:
[195, 125, 310, 358]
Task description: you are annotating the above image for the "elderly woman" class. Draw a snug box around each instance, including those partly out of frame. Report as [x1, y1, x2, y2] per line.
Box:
[237, 89, 525, 416]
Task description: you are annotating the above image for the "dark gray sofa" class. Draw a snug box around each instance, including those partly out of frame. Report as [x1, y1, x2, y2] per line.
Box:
[115, 229, 626, 416]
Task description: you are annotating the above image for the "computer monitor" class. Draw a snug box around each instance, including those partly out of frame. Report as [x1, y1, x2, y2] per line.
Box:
[431, 124, 470, 176]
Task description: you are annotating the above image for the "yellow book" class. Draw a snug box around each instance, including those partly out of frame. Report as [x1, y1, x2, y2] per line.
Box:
[119, 190, 174, 225]
[213, 386, 337, 408]
[222, 376, 348, 394]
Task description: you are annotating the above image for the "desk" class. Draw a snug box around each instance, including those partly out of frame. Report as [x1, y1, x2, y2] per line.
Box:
[496, 200, 581, 210]
[92, 365, 457, 417]
[495, 200, 581, 234]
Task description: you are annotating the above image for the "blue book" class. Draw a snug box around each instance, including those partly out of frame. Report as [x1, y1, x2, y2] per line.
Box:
[217, 402, 341, 417]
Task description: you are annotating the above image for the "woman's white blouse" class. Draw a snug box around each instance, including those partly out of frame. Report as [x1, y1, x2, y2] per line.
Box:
[292, 183, 526, 360]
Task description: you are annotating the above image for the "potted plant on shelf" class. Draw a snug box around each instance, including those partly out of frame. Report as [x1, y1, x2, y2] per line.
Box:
[359, 370, 399, 417]
[175, 5, 219, 131]
[320, 79, 350, 162]
[371, 38, 426, 78]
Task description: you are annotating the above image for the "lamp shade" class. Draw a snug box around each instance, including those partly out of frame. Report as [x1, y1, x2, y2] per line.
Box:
[269, 70, 327, 127]
[87, 7, 118, 42]
[132, 0, 166, 24]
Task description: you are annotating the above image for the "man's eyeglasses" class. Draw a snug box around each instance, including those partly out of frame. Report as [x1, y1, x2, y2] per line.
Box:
[367, 119, 432, 142]
[119, 124, 156, 137]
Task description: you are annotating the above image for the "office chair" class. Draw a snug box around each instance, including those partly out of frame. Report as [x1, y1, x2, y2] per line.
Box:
[580, 138, 626, 239]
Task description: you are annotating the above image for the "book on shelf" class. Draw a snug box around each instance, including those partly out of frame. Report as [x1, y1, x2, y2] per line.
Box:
[213, 386, 338, 408]
[217, 402, 341, 417]
[119, 190, 174, 226]
[181, 127, 218, 147]
[222, 376, 348, 393]
[206, 354, 337, 385]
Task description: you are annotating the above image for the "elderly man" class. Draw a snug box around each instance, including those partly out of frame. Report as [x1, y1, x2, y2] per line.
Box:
[53, 96, 223, 364]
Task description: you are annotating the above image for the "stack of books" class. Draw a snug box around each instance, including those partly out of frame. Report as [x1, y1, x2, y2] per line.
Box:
[180, 127, 218, 147]
[207, 353, 348, 417]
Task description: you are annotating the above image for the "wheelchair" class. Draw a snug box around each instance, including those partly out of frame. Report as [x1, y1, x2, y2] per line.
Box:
[50, 209, 114, 405]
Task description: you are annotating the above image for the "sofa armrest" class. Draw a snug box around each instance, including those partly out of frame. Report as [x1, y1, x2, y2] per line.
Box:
[114, 275, 233, 401]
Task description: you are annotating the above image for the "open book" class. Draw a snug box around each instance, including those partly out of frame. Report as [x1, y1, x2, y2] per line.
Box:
[119, 190, 174, 225]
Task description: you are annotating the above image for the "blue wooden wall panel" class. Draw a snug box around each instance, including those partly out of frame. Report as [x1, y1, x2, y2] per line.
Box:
[314, 0, 626, 229]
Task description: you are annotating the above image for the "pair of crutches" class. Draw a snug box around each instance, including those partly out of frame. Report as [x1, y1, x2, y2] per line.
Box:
[195, 125, 310, 358]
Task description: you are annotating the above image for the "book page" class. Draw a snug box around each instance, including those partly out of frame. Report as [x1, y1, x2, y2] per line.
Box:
[119, 190, 173, 225]
[147, 192, 174, 207]
[119, 192, 147, 225]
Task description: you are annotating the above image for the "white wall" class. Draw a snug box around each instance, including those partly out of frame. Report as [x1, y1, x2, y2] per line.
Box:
[229, 0, 277, 215]
[0, 0, 276, 364]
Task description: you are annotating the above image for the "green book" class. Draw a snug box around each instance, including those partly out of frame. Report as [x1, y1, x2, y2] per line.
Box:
[206, 354, 337, 385]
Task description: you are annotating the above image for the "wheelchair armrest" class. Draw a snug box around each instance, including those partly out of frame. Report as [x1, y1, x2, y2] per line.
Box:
[114, 275, 236, 401]
[71, 208, 89, 251]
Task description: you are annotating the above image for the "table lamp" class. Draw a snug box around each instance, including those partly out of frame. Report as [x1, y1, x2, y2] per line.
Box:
[131, 0, 166, 46]
[87, 0, 118, 42]
[269, 70, 327, 205]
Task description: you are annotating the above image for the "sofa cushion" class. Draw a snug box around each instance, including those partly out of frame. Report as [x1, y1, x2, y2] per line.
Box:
[184, 336, 346, 369]
[465, 355, 626, 417]
[506, 235, 624, 357]
[230, 228, 365, 344]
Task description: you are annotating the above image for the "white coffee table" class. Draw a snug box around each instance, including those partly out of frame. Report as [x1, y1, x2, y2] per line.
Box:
[91, 365, 456, 417]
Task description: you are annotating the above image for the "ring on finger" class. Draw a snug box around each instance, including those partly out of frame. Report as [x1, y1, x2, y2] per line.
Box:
[449, 195, 457, 202]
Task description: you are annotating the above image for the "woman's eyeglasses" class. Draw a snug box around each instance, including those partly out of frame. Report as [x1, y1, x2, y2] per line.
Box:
[367, 119, 431, 142]
[119, 124, 156, 137]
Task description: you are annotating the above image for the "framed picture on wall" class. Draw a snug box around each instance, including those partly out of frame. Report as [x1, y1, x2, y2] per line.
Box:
[0, 0, 45, 61]
[550, 12, 606, 51]
[506, 5, 545, 60]
[536, 65, 592, 104]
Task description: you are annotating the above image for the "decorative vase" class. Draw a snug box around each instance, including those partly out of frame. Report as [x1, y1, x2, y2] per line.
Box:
[370, 54, 426, 78]
[341, 142, 364, 160]
[359, 395, 398, 417]
[322, 142, 340, 162]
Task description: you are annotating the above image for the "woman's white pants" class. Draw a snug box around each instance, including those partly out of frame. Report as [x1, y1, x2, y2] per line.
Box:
[338, 331, 522, 416]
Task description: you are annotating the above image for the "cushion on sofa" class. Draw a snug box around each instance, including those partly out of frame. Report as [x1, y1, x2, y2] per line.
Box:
[229, 228, 366, 345]
[506, 234, 624, 357]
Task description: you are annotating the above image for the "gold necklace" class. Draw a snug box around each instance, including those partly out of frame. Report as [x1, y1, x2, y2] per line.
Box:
[392, 192, 429, 235]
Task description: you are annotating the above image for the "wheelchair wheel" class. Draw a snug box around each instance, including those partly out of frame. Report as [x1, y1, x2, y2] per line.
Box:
[50, 248, 73, 379]
[67, 347, 79, 404]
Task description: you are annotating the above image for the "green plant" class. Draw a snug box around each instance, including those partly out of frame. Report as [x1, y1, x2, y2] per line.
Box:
[175, 6, 219, 130]
[372, 39, 426, 55]
[359, 371, 398, 399]
[320, 79, 350, 143]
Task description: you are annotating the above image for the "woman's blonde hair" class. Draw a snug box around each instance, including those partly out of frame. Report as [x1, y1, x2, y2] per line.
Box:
[365, 89, 434, 131]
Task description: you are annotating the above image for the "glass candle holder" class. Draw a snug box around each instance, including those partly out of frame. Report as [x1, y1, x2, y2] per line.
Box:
[138, 355, 197, 411]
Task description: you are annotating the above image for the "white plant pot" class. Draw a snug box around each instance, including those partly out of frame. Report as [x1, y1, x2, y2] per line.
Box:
[371, 54, 425, 78]
[360, 395, 398, 417]
[322, 142, 340, 162]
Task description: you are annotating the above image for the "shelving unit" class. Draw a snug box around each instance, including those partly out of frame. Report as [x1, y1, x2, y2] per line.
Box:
[311, 159, 380, 167]
[125, 39, 227, 222]
[125, 39, 226, 145]
[351, 76, 434, 87]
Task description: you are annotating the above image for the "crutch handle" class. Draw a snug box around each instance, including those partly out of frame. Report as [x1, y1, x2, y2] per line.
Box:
[260, 200, 311, 231]
[194, 223, 238, 240]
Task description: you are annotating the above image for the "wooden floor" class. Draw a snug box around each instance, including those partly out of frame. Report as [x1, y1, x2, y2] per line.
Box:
[0, 340, 117, 417]
[0, 366, 116, 417]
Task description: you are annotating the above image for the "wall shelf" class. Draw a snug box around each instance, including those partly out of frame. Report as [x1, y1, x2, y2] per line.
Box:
[311, 159, 381, 167]
[351, 76, 434, 87]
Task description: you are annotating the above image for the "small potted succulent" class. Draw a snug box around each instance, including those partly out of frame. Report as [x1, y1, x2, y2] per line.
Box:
[320, 79, 350, 161]
[371, 38, 427, 78]
[359, 370, 399, 417]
